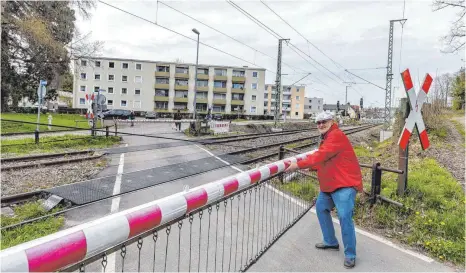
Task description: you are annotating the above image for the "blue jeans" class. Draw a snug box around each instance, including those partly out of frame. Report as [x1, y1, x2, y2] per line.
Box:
[316, 187, 357, 259]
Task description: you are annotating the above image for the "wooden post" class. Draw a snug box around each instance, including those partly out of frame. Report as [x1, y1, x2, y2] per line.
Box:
[397, 98, 409, 195]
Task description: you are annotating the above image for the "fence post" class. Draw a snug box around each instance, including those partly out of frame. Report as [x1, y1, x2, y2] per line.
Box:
[279, 145, 285, 183]
[34, 130, 39, 144]
[397, 98, 410, 196]
[114, 123, 118, 136]
[370, 162, 382, 205]
[106, 126, 109, 137]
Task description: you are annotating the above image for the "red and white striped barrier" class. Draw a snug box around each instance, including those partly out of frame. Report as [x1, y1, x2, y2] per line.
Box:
[398, 69, 432, 150]
[115, 119, 195, 123]
[210, 121, 230, 135]
[0, 150, 316, 272]
[85, 93, 94, 119]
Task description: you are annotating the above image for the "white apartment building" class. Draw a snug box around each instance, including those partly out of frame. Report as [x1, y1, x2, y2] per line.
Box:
[304, 97, 324, 114]
[263, 84, 306, 119]
[72, 57, 266, 115]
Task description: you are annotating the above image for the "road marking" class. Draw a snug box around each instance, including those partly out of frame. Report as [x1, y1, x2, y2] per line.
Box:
[195, 145, 243, 172]
[107, 144, 127, 272]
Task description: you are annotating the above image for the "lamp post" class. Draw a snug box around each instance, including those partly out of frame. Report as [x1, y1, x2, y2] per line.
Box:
[192, 28, 200, 120]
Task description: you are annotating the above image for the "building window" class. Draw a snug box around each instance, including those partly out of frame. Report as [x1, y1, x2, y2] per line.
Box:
[80, 86, 86, 92]
[232, 94, 244, 100]
[79, 98, 85, 104]
[108, 99, 113, 106]
[296, 96, 300, 100]
[309, 99, 312, 103]
[108, 87, 114, 94]
[136, 63, 142, 70]
[214, 69, 227, 76]
[135, 76, 142, 83]
[252, 95, 257, 101]
[233, 70, 245, 77]
[252, 71, 258, 78]
[135, 89, 141, 95]
[156, 66, 169, 72]
[81, 60, 87, 66]
[94, 86, 100, 92]
[213, 93, 226, 100]
[122, 75, 128, 82]
[232, 83, 244, 89]
[133, 101, 141, 108]
[109, 62, 115, 68]
[95, 74, 101, 80]
[295, 112, 299, 116]
[121, 88, 127, 94]
[176, 67, 188, 74]
[155, 89, 169, 97]
[108, 74, 114, 81]
[196, 80, 208, 87]
[175, 79, 188, 86]
[122, 62, 129, 69]
[197, 68, 208, 75]
[80, 73, 87, 80]
[213, 81, 226, 88]
[251, 83, 257, 90]
[156, 78, 169, 84]
[121, 100, 127, 107]
[95, 61, 101, 67]
[250, 106, 257, 113]
[295, 103, 300, 108]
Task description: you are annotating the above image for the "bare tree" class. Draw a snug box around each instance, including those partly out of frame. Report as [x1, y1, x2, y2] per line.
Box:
[432, 73, 453, 106]
[433, 0, 466, 53]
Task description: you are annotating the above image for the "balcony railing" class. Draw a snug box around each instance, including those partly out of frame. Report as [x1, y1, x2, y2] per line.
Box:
[154, 96, 169, 102]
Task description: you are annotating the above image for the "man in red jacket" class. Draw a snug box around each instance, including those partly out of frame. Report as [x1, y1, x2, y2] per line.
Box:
[285, 111, 362, 269]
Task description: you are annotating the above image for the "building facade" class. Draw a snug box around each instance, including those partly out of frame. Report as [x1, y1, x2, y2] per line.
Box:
[72, 57, 266, 115]
[304, 97, 324, 114]
[263, 84, 305, 119]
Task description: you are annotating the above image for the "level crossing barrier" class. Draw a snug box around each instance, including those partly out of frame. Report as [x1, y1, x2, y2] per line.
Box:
[0, 150, 319, 272]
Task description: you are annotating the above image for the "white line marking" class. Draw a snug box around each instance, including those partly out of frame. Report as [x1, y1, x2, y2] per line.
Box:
[195, 144, 243, 172]
[106, 144, 127, 272]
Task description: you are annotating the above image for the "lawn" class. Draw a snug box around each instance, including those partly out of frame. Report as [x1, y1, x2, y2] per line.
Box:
[0, 113, 103, 134]
[1, 135, 121, 155]
[1, 201, 64, 250]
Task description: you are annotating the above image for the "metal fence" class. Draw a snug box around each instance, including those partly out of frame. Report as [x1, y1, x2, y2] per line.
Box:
[1, 153, 317, 272]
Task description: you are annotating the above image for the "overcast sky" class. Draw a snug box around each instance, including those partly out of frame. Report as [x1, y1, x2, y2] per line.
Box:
[76, 0, 464, 107]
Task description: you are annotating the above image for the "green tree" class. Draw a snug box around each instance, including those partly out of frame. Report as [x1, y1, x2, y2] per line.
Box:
[1, 1, 101, 111]
[451, 68, 465, 109]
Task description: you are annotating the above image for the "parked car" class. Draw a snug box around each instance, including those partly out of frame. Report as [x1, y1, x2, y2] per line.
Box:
[102, 109, 132, 119]
[213, 114, 223, 120]
[145, 111, 157, 119]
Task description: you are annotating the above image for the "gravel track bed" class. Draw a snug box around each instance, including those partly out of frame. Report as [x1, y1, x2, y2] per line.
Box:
[205, 131, 316, 154]
[1, 153, 95, 168]
[1, 157, 108, 197]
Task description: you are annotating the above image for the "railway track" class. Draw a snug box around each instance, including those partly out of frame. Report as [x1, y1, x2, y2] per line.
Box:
[198, 128, 316, 144]
[0, 150, 104, 171]
[0, 124, 379, 229]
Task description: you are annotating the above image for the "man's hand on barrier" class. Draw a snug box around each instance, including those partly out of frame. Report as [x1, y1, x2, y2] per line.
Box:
[285, 162, 299, 173]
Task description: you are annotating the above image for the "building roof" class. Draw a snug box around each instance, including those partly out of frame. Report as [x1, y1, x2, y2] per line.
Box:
[79, 56, 266, 71]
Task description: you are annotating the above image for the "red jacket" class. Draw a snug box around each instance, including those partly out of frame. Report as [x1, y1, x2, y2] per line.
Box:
[297, 123, 363, 193]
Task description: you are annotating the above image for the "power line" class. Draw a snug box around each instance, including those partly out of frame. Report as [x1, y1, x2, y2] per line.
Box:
[157, 1, 307, 74]
[345, 70, 386, 90]
[346, 67, 387, 71]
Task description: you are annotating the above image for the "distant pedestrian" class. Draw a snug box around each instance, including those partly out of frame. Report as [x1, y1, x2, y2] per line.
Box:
[285, 111, 363, 269]
[174, 110, 182, 131]
[130, 110, 135, 127]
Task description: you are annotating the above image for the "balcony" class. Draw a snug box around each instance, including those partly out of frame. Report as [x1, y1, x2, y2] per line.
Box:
[154, 83, 169, 89]
[196, 86, 209, 92]
[154, 108, 169, 113]
[232, 76, 246, 83]
[231, 100, 244, 106]
[174, 97, 188, 103]
[175, 85, 189, 91]
[282, 99, 291, 103]
[214, 75, 227, 81]
[154, 96, 169, 102]
[231, 88, 245, 94]
[175, 73, 189, 79]
[196, 97, 208, 103]
[213, 87, 227, 93]
[155, 71, 170, 77]
[197, 74, 209, 80]
[213, 99, 226, 104]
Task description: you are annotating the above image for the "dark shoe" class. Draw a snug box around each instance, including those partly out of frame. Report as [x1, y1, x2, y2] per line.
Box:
[315, 243, 339, 250]
[344, 258, 355, 269]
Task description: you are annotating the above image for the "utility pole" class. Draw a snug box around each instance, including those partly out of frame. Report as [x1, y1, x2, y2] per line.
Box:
[385, 18, 407, 129]
[274, 38, 290, 128]
[343, 82, 356, 105]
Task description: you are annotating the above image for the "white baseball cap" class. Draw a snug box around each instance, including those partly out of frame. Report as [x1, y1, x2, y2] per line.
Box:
[315, 111, 334, 122]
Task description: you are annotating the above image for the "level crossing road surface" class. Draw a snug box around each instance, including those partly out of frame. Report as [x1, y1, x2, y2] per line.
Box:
[58, 122, 453, 272]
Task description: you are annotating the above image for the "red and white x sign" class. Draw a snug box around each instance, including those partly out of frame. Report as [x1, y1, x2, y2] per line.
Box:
[398, 69, 433, 150]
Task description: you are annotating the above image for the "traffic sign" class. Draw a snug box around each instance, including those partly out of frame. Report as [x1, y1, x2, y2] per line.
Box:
[85, 93, 94, 119]
[40, 80, 47, 86]
[398, 69, 432, 150]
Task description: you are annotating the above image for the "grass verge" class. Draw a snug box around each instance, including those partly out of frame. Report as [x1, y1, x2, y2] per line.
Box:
[450, 119, 465, 138]
[1, 201, 64, 250]
[1, 113, 104, 134]
[1, 135, 121, 155]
